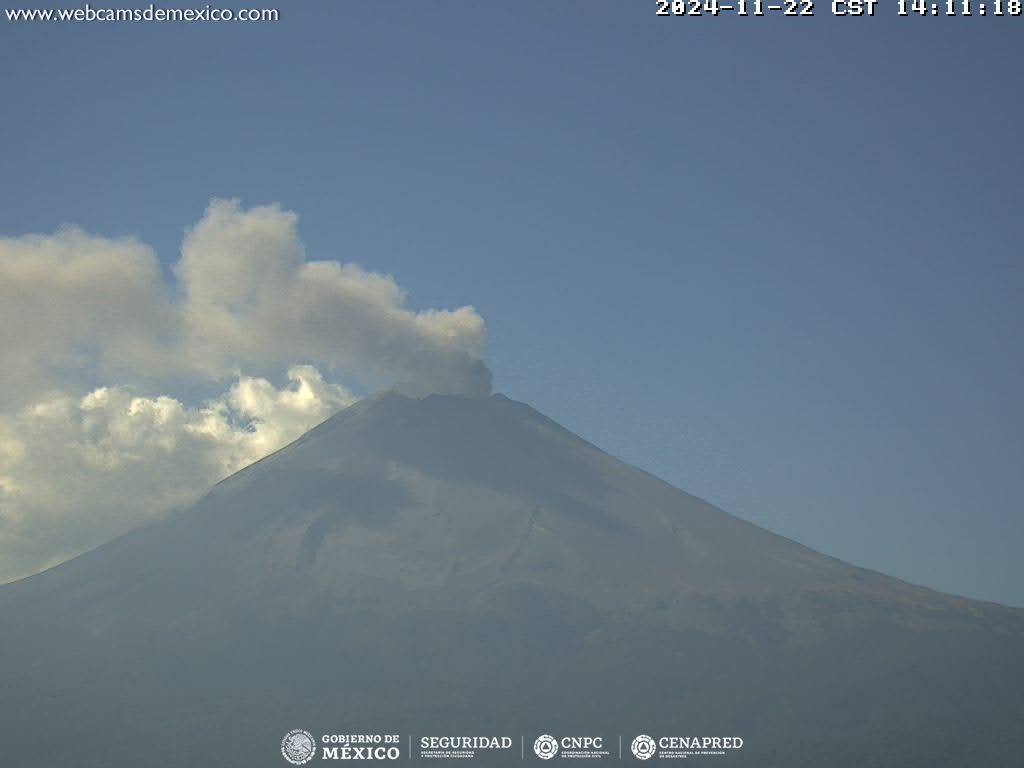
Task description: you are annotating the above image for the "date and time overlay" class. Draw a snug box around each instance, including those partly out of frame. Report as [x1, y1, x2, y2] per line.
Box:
[656, 0, 1021, 16]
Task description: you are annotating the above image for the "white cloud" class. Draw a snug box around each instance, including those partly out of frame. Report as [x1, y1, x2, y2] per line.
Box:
[0, 227, 176, 408]
[0, 366, 354, 583]
[0, 198, 490, 410]
[176, 199, 491, 396]
[0, 198, 492, 581]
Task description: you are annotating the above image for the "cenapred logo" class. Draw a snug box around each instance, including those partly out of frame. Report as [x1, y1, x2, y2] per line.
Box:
[282, 729, 316, 765]
[631, 734, 656, 760]
[534, 734, 559, 759]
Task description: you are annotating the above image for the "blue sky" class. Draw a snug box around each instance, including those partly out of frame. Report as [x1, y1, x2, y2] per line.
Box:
[2, 4, 1022, 604]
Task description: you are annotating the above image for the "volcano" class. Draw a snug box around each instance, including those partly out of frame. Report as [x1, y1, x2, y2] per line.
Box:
[2, 392, 1022, 766]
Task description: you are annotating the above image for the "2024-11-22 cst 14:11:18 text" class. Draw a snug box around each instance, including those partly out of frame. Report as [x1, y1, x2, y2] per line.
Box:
[655, 0, 1021, 16]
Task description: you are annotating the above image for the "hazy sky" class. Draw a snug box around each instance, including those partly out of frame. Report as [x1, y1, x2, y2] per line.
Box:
[1, 4, 1021, 605]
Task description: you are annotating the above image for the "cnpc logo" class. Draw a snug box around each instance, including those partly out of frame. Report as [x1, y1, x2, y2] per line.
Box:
[534, 734, 604, 759]
[533, 735, 558, 759]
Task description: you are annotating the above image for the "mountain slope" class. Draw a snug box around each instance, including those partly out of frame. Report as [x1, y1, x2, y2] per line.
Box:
[2, 392, 1022, 766]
